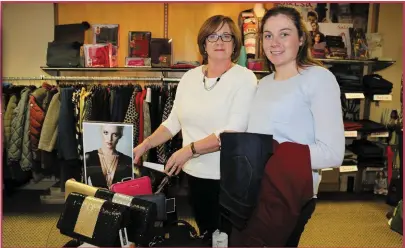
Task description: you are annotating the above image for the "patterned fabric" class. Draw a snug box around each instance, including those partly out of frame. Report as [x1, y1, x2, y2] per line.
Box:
[20, 102, 33, 171]
[123, 89, 139, 148]
[72, 89, 82, 160]
[83, 92, 93, 121]
[157, 89, 174, 164]
[142, 101, 152, 161]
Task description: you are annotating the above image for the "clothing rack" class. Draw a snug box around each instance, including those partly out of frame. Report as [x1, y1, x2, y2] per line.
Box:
[2, 76, 181, 82]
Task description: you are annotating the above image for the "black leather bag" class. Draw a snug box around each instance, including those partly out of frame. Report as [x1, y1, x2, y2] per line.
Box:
[219, 132, 274, 230]
[94, 188, 158, 246]
[150, 220, 210, 247]
[54, 21, 90, 43]
[46, 42, 81, 68]
[135, 193, 167, 221]
[57, 192, 130, 247]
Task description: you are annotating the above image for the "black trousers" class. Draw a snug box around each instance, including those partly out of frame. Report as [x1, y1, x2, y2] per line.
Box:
[187, 174, 221, 236]
[285, 198, 317, 247]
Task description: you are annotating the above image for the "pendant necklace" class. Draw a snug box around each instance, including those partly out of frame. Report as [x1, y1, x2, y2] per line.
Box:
[203, 64, 233, 91]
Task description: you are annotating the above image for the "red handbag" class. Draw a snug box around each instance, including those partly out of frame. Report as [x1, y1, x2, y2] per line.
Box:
[110, 176, 153, 196]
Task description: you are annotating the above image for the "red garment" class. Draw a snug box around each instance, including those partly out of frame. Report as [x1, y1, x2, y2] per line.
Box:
[387, 146, 394, 184]
[344, 121, 363, 131]
[29, 83, 54, 161]
[231, 141, 314, 247]
[138, 89, 147, 145]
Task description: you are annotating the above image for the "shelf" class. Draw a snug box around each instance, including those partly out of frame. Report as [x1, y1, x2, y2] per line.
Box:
[40, 59, 395, 75]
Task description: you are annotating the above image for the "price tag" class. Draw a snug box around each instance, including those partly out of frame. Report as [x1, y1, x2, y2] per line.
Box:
[370, 132, 389, 137]
[345, 93, 365, 99]
[344, 131, 358, 137]
[373, 94, 392, 101]
[321, 168, 334, 171]
[340, 166, 358, 173]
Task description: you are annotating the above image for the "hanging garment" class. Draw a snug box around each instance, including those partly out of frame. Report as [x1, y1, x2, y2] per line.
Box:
[124, 88, 140, 148]
[58, 87, 79, 160]
[82, 91, 93, 121]
[29, 85, 50, 162]
[4, 94, 18, 150]
[157, 89, 174, 164]
[91, 88, 110, 121]
[8, 87, 32, 164]
[20, 97, 33, 171]
[142, 101, 152, 162]
[110, 86, 133, 123]
[72, 88, 82, 160]
[138, 89, 147, 145]
[39, 92, 61, 169]
[230, 142, 314, 247]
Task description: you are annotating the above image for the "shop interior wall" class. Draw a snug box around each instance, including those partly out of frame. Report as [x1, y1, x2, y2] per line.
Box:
[369, 3, 403, 121]
[56, 2, 274, 66]
[2, 3, 54, 84]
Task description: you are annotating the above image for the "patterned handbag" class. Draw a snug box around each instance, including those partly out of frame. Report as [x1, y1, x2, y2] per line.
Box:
[95, 188, 158, 246]
[64, 179, 157, 246]
[57, 192, 130, 247]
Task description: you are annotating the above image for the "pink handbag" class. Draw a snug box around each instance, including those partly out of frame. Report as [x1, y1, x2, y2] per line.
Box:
[110, 176, 153, 196]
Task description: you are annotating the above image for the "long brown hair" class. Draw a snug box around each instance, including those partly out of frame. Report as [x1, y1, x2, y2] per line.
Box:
[260, 6, 323, 72]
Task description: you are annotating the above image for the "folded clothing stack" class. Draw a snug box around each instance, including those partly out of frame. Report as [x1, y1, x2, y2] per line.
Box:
[363, 74, 393, 97]
[344, 120, 363, 131]
[335, 73, 364, 93]
[357, 119, 387, 133]
[343, 149, 358, 165]
[348, 139, 386, 167]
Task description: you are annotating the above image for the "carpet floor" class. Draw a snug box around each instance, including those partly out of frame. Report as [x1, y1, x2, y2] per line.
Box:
[2, 191, 402, 247]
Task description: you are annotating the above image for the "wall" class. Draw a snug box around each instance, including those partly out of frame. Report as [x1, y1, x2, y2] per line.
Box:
[369, 3, 403, 122]
[2, 3, 54, 78]
[168, 3, 274, 62]
[57, 3, 274, 67]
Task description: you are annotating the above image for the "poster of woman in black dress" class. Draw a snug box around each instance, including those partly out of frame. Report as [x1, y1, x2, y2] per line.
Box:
[82, 122, 133, 188]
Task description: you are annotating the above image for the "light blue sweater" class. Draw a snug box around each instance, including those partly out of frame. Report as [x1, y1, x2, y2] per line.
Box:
[247, 66, 345, 196]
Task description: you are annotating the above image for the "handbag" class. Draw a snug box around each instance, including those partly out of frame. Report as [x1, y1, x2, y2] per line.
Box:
[135, 193, 167, 221]
[57, 192, 130, 247]
[65, 178, 99, 200]
[95, 188, 158, 246]
[219, 132, 274, 230]
[111, 176, 153, 196]
[150, 220, 210, 247]
[46, 41, 81, 68]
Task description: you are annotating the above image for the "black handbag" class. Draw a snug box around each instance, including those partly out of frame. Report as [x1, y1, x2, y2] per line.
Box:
[150, 220, 210, 247]
[54, 21, 90, 43]
[94, 188, 158, 246]
[46, 41, 81, 68]
[57, 192, 131, 247]
[135, 193, 167, 221]
[219, 132, 274, 230]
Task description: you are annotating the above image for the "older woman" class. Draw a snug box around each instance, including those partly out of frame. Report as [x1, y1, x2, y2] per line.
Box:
[133, 15, 257, 237]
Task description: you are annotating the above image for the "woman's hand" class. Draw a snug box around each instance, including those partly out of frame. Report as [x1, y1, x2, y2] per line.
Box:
[164, 145, 193, 176]
[133, 139, 151, 165]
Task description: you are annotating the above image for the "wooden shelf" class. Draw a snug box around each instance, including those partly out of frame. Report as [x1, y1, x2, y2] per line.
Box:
[40, 59, 396, 76]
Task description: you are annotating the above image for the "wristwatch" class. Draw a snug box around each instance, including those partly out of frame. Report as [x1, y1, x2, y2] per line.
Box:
[190, 142, 200, 158]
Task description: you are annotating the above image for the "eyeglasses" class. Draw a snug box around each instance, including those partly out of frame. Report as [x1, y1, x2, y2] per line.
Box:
[206, 33, 234, 42]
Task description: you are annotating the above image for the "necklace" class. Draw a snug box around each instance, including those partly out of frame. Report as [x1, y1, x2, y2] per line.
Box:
[202, 64, 233, 91]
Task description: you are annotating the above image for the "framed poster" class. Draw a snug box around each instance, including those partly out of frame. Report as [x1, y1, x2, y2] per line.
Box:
[82, 121, 134, 188]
